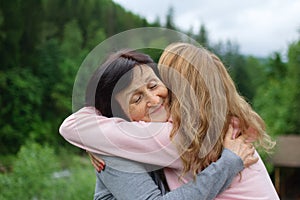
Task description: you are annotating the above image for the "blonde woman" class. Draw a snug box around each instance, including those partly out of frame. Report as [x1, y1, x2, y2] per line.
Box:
[157, 43, 278, 199]
[60, 44, 279, 199]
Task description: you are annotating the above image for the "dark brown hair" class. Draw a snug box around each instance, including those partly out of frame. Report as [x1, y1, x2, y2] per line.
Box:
[85, 49, 158, 120]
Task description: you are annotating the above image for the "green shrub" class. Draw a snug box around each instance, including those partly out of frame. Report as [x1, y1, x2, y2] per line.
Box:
[0, 141, 95, 199]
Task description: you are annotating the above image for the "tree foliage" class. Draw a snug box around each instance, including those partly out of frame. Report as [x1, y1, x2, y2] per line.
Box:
[254, 40, 300, 136]
[0, 0, 155, 154]
[195, 24, 209, 48]
[165, 6, 176, 30]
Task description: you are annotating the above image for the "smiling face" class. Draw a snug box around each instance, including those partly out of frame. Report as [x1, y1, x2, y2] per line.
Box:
[115, 64, 169, 122]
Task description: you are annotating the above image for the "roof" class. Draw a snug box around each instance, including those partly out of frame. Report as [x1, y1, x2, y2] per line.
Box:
[271, 135, 300, 167]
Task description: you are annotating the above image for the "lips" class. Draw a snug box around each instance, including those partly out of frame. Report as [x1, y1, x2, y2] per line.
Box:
[149, 104, 163, 115]
[148, 103, 169, 122]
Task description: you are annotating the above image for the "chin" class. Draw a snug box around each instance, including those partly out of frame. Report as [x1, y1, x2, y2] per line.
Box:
[150, 113, 168, 122]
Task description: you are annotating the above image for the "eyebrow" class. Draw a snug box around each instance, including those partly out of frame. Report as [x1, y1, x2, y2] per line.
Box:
[125, 75, 156, 96]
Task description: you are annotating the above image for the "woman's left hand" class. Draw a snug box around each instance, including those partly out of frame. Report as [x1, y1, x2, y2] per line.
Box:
[87, 151, 106, 172]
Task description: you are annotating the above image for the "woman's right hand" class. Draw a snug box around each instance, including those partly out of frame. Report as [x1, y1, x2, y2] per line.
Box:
[87, 151, 106, 172]
[224, 125, 259, 167]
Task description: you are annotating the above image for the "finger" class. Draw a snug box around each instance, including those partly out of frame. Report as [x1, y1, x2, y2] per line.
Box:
[97, 165, 104, 173]
[230, 117, 241, 139]
[89, 152, 102, 163]
[232, 129, 237, 139]
[91, 157, 102, 168]
[89, 152, 98, 163]
[98, 158, 105, 166]
[98, 163, 104, 171]
[92, 158, 100, 166]
[244, 147, 256, 160]
[250, 146, 255, 155]
[94, 158, 103, 167]
[99, 162, 106, 171]
[92, 162, 99, 171]
[88, 153, 96, 164]
[244, 156, 259, 167]
[225, 125, 234, 140]
[92, 156, 106, 168]
[237, 134, 247, 142]
[93, 156, 105, 166]
[97, 161, 106, 171]
[89, 153, 104, 165]
[90, 153, 97, 160]
[247, 143, 253, 149]
[93, 159, 104, 171]
[245, 137, 256, 143]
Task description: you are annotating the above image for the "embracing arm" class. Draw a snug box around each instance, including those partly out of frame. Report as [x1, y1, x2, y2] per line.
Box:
[96, 149, 243, 200]
[60, 107, 257, 170]
[59, 107, 181, 168]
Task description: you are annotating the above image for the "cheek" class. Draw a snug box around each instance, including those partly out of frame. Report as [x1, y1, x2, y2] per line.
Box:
[129, 105, 147, 121]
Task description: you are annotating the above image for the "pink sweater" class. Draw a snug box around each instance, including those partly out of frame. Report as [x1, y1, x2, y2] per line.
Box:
[60, 107, 279, 200]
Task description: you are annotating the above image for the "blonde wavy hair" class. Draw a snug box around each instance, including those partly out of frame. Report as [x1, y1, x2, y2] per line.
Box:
[158, 42, 275, 179]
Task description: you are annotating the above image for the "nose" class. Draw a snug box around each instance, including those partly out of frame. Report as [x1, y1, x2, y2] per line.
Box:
[146, 91, 161, 107]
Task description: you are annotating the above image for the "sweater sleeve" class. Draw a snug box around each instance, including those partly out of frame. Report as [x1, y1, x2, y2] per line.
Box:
[95, 149, 243, 200]
[59, 107, 182, 169]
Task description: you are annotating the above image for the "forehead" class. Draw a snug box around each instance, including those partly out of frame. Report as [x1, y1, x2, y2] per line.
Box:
[116, 64, 159, 100]
[130, 64, 157, 86]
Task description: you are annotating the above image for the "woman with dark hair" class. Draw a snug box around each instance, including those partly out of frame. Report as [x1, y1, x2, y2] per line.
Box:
[60, 49, 257, 199]
[85, 49, 171, 195]
[85, 50, 161, 121]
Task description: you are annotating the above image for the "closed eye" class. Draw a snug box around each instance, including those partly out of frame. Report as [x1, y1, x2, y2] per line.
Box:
[148, 81, 158, 89]
[135, 95, 142, 103]
[131, 94, 142, 104]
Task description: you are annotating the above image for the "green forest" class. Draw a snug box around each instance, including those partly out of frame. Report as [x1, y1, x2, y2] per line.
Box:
[0, 0, 299, 199]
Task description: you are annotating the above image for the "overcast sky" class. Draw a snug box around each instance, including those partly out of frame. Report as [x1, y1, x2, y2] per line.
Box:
[112, 0, 300, 57]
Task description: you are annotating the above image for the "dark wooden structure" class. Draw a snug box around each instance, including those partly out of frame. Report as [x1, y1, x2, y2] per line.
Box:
[271, 135, 300, 199]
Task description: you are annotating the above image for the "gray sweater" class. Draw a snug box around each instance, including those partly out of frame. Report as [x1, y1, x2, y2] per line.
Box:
[94, 148, 243, 200]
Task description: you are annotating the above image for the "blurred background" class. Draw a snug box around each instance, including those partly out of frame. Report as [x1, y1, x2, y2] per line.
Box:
[0, 0, 299, 199]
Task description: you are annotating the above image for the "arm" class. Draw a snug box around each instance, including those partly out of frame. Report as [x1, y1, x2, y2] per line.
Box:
[60, 107, 181, 169]
[96, 149, 243, 200]
[60, 107, 257, 170]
